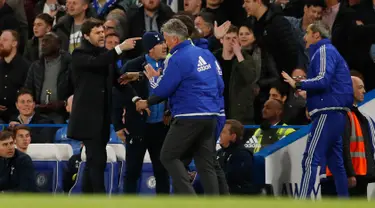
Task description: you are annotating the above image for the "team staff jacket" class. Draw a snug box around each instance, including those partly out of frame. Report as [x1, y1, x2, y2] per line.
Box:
[0, 149, 37, 192]
[297, 39, 353, 117]
[147, 40, 224, 118]
[217, 143, 258, 194]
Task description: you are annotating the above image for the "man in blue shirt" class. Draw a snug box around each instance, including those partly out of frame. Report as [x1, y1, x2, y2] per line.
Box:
[136, 18, 223, 195]
[282, 21, 353, 199]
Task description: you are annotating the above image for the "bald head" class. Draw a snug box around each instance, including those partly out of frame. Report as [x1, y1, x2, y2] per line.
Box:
[66, 95, 74, 113]
[262, 99, 284, 122]
[267, 99, 283, 110]
[351, 76, 365, 104]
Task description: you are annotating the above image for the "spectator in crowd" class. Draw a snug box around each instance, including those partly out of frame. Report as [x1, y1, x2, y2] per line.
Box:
[24, 13, 54, 63]
[126, 0, 174, 59]
[273, 0, 305, 18]
[194, 12, 221, 51]
[214, 25, 260, 124]
[321, 0, 355, 70]
[55, 95, 82, 155]
[285, 0, 326, 57]
[348, 0, 375, 91]
[218, 119, 259, 195]
[9, 89, 55, 143]
[246, 99, 294, 153]
[243, 0, 307, 75]
[321, 76, 375, 198]
[13, 125, 32, 153]
[104, 33, 126, 70]
[1, 0, 25, 53]
[67, 18, 140, 193]
[238, 24, 256, 50]
[201, 0, 228, 25]
[105, 33, 120, 50]
[350, 70, 364, 82]
[269, 81, 308, 125]
[0, 0, 20, 34]
[24, 32, 73, 124]
[116, 31, 170, 194]
[183, 0, 203, 16]
[104, 11, 128, 41]
[34, 0, 67, 25]
[53, 0, 93, 53]
[0, 130, 37, 192]
[0, 30, 30, 124]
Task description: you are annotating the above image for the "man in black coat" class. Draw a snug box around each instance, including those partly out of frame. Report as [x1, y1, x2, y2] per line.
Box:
[67, 18, 140, 193]
[0, 130, 37, 193]
[243, 0, 307, 75]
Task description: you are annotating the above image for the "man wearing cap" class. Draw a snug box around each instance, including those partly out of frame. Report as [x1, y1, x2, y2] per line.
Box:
[114, 31, 170, 194]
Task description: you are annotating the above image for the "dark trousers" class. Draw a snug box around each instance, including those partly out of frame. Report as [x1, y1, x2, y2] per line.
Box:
[160, 118, 219, 195]
[82, 137, 108, 193]
[124, 122, 170, 194]
[321, 176, 368, 198]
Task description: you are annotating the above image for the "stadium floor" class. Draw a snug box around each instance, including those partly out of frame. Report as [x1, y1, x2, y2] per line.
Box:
[1, 195, 374, 207]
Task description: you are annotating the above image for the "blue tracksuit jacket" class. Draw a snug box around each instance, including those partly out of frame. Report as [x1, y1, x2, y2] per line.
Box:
[300, 39, 353, 117]
[150, 40, 224, 118]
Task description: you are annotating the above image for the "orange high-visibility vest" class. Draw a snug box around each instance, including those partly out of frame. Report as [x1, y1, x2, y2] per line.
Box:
[326, 112, 367, 176]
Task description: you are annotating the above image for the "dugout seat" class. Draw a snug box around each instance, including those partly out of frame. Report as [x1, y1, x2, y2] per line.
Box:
[108, 144, 126, 193]
[138, 151, 156, 194]
[27, 144, 72, 193]
[68, 145, 118, 195]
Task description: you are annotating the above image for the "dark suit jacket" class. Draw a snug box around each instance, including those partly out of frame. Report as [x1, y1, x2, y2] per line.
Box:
[67, 39, 136, 141]
[126, 4, 174, 59]
[11, 113, 55, 143]
[0, 149, 37, 192]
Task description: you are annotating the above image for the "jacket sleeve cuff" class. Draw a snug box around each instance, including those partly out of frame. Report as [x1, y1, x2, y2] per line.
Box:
[132, 96, 141, 103]
[147, 95, 164, 106]
[114, 45, 122, 55]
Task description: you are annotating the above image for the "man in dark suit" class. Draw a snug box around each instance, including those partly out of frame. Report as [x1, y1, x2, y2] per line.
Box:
[67, 18, 140, 193]
[0, 130, 37, 192]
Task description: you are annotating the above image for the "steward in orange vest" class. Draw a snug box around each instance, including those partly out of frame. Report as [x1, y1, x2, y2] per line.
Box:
[321, 107, 375, 197]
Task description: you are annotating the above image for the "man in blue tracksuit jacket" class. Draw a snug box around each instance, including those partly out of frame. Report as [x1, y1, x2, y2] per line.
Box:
[135, 19, 223, 194]
[282, 22, 353, 199]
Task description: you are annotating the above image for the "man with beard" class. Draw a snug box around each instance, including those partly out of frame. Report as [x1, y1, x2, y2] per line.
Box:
[67, 18, 141, 193]
[126, 0, 174, 59]
[0, 30, 30, 124]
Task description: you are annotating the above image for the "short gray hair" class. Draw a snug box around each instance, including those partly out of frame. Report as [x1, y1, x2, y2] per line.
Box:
[161, 19, 189, 41]
[308, 21, 331, 39]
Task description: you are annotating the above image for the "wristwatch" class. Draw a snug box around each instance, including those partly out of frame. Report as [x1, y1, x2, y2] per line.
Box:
[295, 81, 302, 90]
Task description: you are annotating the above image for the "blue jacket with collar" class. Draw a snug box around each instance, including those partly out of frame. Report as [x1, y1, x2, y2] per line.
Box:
[300, 39, 353, 117]
[149, 40, 224, 118]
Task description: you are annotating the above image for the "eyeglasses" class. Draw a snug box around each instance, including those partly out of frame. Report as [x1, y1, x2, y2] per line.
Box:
[292, 76, 306, 80]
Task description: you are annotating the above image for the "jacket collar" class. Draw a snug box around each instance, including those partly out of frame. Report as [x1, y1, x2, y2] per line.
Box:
[80, 39, 107, 54]
[169, 40, 191, 55]
[308, 38, 331, 58]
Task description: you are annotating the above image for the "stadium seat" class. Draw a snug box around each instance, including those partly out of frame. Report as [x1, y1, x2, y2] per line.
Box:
[108, 144, 126, 193]
[27, 144, 72, 193]
[68, 145, 119, 195]
[138, 151, 156, 194]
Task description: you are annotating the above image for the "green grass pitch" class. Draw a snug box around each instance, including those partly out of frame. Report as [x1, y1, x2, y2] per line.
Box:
[1, 195, 374, 208]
